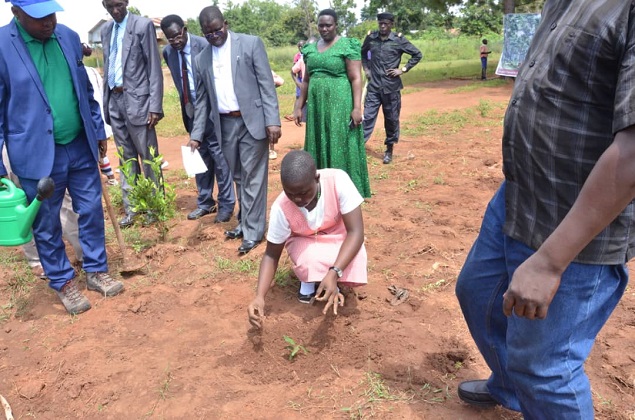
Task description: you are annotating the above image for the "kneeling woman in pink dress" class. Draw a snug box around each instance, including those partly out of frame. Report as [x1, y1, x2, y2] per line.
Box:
[248, 150, 367, 328]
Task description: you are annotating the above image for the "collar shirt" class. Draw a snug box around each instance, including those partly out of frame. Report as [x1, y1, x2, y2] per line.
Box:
[109, 13, 128, 88]
[361, 31, 422, 93]
[180, 39, 196, 103]
[212, 32, 240, 113]
[16, 19, 82, 145]
[502, 0, 635, 264]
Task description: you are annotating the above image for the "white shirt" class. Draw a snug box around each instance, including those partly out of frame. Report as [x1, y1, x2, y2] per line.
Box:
[212, 33, 240, 113]
[267, 169, 364, 244]
[85, 67, 113, 138]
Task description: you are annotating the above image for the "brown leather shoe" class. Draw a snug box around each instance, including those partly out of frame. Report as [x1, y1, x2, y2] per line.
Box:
[55, 279, 91, 314]
[86, 272, 124, 297]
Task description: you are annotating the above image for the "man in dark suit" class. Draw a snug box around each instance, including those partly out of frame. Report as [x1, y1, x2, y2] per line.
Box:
[101, 0, 164, 228]
[192, 6, 281, 254]
[160, 14, 235, 222]
[0, 0, 124, 314]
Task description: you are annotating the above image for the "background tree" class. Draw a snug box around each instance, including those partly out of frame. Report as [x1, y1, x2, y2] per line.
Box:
[291, 0, 318, 40]
[329, 0, 357, 35]
[224, 0, 293, 46]
[362, 0, 462, 31]
[127, 6, 141, 15]
[282, 6, 314, 43]
[186, 18, 202, 37]
[457, 3, 503, 36]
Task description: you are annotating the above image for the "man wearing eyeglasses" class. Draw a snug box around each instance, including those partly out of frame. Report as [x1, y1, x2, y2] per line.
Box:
[191, 6, 281, 255]
[101, 0, 164, 228]
[160, 15, 235, 223]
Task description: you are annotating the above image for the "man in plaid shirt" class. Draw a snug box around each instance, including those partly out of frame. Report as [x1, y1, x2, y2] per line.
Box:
[455, 1, 635, 417]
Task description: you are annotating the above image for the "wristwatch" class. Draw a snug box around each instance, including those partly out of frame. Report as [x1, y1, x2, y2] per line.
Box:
[401, 66, 408, 73]
[329, 266, 343, 278]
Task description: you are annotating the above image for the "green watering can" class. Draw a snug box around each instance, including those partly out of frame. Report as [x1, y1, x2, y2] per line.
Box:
[0, 177, 55, 246]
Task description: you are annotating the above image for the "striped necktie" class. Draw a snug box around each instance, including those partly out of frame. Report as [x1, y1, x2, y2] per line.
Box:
[107, 23, 119, 89]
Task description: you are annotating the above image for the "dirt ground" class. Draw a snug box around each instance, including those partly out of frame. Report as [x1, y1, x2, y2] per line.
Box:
[1, 79, 635, 419]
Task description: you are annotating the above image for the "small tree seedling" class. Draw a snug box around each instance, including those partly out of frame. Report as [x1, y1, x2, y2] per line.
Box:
[283, 335, 308, 361]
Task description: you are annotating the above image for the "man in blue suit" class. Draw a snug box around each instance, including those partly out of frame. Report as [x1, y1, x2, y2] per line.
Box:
[160, 14, 235, 222]
[0, 0, 124, 314]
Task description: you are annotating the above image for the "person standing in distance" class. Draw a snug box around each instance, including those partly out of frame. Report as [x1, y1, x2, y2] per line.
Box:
[160, 14, 235, 223]
[480, 39, 491, 80]
[361, 12, 421, 164]
[101, 0, 164, 228]
[0, 0, 124, 314]
[191, 6, 281, 255]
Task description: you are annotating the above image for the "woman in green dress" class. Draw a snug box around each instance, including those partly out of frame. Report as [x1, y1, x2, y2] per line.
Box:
[293, 9, 371, 198]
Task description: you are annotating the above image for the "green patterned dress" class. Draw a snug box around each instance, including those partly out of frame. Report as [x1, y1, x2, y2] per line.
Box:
[303, 37, 371, 198]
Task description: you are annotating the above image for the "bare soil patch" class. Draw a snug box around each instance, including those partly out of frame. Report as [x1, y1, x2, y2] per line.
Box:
[1, 79, 634, 419]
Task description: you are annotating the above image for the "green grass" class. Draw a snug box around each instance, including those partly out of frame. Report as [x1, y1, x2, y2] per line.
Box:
[215, 255, 259, 277]
[273, 265, 295, 287]
[447, 78, 508, 93]
[157, 88, 188, 138]
[401, 100, 507, 137]
[0, 248, 38, 321]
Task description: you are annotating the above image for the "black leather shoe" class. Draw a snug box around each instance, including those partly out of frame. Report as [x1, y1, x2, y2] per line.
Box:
[142, 213, 157, 226]
[187, 208, 211, 220]
[458, 380, 499, 407]
[119, 214, 135, 228]
[225, 226, 243, 239]
[238, 239, 260, 254]
[214, 212, 232, 223]
[383, 151, 393, 164]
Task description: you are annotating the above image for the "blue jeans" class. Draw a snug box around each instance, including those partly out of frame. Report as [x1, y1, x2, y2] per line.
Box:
[20, 133, 107, 290]
[456, 182, 628, 418]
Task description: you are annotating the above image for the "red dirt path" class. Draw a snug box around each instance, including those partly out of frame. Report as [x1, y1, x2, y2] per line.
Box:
[1, 79, 634, 419]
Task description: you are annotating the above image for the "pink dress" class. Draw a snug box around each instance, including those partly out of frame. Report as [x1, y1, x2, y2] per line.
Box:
[276, 169, 367, 287]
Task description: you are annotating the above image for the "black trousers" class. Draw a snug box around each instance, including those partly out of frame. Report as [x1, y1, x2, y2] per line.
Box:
[363, 89, 402, 146]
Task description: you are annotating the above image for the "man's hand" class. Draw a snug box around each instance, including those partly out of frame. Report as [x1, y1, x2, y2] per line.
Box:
[314, 272, 344, 315]
[147, 112, 161, 129]
[187, 139, 201, 153]
[293, 109, 303, 127]
[98, 140, 108, 158]
[266, 126, 281, 144]
[386, 68, 404, 78]
[503, 253, 562, 320]
[248, 296, 266, 329]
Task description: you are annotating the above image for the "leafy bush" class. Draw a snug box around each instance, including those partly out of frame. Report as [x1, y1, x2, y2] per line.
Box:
[118, 147, 176, 241]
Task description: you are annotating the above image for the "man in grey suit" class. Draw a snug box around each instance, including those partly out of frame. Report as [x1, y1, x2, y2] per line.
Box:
[192, 6, 281, 254]
[160, 14, 235, 222]
[101, 0, 164, 228]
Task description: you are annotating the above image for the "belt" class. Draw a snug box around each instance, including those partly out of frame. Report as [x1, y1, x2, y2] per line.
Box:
[111, 86, 124, 93]
[220, 110, 241, 117]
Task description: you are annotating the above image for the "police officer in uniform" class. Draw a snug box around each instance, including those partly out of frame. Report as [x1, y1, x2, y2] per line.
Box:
[362, 12, 422, 164]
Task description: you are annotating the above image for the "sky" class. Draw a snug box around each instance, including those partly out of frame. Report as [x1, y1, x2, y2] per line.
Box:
[0, 0, 338, 42]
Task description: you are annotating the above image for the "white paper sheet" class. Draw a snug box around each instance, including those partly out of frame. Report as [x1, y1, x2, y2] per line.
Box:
[181, 146, 208, 177]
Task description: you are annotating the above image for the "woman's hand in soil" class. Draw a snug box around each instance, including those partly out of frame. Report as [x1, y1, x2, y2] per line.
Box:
[314, 274, 343, 315]
[248, 296, 266, 329]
